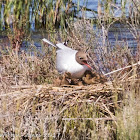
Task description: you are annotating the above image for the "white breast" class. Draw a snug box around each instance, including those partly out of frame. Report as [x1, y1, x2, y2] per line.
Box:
[56, 43, 89, 78]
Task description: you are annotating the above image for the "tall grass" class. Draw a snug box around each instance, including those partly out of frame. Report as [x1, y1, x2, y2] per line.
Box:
[1, 0, 140, 31]
[0, 18, 140, 139]
[1, 0, 74, 30]
[0, 0, 140, 139]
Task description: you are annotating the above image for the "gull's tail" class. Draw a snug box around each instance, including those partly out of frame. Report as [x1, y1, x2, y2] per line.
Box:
[42, 38, 57, 48]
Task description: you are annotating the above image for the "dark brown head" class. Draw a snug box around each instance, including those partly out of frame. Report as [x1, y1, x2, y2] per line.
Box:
[75, 51, 92, 69]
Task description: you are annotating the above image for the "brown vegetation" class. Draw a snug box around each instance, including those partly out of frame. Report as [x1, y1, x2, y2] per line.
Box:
[0, 18, 140, 139]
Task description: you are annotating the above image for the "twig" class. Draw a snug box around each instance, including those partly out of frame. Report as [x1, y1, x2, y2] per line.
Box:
[62, 117, 117, 121]
[131, 0, 140, 14]
[102, 103, 118, 126]
[104, 61, 140, 76]
[121, 68, 133, 81]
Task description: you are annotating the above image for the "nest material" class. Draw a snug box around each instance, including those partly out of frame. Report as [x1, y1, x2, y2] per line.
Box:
[1, 82, 122, 117]
[0, 81, 124, 138]
[53, 70, 107, 86]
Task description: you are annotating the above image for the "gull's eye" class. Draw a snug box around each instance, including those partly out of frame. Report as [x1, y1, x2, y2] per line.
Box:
[79, 57, 83, 60]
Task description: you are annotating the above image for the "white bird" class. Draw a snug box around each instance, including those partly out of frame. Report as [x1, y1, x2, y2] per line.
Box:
[42, 38, 92, 78]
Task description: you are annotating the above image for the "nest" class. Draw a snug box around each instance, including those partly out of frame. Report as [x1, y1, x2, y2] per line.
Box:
[53, 70, 107, 86]
[1, 82, 122, 122]
[0, 79, 136, 139]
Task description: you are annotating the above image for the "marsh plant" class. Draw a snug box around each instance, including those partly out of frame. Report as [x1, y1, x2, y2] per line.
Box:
[0, 0, 140, 140]
[0, 0, 140, 29]
[0, 18, 140, 139]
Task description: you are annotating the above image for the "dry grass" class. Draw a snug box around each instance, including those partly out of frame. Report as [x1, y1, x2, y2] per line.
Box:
[0, 83, 122, 139]
[0, 78, 139, 139]
[0, 20, 140, 139]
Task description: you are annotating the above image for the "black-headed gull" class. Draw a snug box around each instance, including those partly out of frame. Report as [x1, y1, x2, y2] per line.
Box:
[42, 38, 92, 78]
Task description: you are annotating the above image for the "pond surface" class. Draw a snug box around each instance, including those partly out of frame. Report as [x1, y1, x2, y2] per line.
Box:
[72, 0, 130, 18]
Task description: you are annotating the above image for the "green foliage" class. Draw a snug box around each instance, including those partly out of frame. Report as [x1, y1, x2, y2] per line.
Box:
[1, 0, 74, 31]
[0, 0, 140, 32]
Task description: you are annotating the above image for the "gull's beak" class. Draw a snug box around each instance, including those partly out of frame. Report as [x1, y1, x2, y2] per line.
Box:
[82, 60, 92, 70]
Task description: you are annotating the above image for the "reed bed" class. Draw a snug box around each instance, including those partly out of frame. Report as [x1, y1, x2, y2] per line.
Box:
[0, 72, 139, 139]
[0, 19, 140, 139]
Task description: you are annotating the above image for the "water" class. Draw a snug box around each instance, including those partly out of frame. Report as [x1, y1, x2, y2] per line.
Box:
[72, 0, 131, 18]
[0, 0, 139, 53]
[72, 0, 98, 18]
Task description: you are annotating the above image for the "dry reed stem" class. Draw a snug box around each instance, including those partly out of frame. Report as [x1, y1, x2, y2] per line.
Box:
[0, 82, 122, 115]
[0, 81, 124, 139]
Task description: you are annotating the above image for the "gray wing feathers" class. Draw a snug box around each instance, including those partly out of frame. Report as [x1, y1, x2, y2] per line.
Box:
[42, 38, 57, 48]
